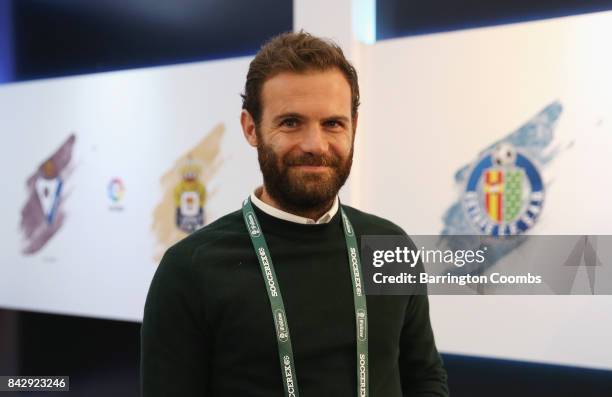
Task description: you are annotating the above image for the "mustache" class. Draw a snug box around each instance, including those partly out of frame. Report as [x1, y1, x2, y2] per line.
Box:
[284, 153, 341, 167]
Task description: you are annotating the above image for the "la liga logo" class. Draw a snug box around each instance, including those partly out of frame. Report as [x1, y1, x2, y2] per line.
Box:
[462, 143, 544, 236]
[107, 178, 126, 203]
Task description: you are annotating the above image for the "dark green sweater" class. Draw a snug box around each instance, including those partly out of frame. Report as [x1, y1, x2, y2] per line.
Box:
[141, 203, 448, 396]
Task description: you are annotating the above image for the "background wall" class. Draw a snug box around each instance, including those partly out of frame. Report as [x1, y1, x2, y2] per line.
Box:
[0, 57, 256, 321]
[360, 11, 612, 370]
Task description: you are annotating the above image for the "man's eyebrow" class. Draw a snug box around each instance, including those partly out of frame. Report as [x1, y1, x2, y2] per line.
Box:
[273, 113, 304, 123]
[272, 113, 351, 123]
[322, 115, 350, 123]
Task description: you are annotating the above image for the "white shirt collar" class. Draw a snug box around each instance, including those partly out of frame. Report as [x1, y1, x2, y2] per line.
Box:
[250, 187, 339, 224]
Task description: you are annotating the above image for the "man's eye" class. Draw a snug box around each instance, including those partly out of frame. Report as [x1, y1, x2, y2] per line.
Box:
[280, 118, 299, 128]
[324, 120, 343, 128]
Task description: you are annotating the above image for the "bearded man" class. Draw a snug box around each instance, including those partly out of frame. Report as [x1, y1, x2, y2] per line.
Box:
[141, 31, 449, 397]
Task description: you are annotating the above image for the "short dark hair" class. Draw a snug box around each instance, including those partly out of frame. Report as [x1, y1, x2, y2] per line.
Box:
[241, 30, 360, 127]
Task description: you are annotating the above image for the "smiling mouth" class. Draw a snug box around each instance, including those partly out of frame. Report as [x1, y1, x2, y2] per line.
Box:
[292, 165, 329, 171]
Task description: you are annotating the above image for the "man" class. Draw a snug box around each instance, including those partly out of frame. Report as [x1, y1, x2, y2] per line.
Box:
[141, 31, 448, 396]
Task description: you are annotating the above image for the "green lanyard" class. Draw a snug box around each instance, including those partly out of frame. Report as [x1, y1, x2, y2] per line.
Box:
[241, 197, 369, 397]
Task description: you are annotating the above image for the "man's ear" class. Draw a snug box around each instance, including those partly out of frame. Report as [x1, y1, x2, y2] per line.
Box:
[352, 111, 359, 140]
[241, 110, 258, 147]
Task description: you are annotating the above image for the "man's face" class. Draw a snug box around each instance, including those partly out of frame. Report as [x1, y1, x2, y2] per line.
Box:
[251, 68, 356, 211]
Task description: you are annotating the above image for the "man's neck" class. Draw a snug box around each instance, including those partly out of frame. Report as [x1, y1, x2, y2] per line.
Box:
[256, 186, 336, 222]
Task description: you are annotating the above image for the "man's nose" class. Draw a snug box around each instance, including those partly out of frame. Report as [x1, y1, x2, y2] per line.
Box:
[299, 124, 329, 154]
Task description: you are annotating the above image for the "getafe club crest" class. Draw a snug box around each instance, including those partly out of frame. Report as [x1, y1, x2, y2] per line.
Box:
[462, 143, 544, 236]
[439, 102, 562, 274]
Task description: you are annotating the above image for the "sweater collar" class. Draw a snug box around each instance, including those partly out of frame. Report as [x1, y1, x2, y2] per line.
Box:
[250, 186, 339, 225]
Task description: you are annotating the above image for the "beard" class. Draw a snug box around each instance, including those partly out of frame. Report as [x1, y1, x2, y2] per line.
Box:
[256, 135, 354, 214]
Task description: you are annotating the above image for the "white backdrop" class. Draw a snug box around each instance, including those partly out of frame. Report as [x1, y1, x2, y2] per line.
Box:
[359, 11, 612, 369]
[0, 57, 261, 322]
